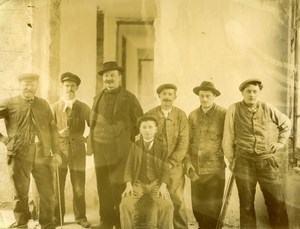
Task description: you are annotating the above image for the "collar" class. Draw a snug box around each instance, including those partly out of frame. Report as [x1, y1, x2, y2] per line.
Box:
[143, 138, 154, 150]
[199, 103, 216, 116]
[21, 94, 35, 103]
[242, 101, 259, 114]
[161, 107, 172, 118]
[104, 86, 121, 94]
[62, 97, 77, 112]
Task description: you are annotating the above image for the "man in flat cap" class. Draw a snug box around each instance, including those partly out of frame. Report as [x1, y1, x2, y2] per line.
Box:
[88, 61, 143, 229]
[184, 81, 226, 229]
[223, 78, 291, 229]
[51, 72, 91, 228]
[146, 83, 189, 229]
[0, 73, 62, 229]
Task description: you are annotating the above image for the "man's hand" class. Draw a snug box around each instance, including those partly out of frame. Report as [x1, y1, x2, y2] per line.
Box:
[157, 183, 170, 200]
[122, 182, 133, 199]
[185, 163, 195, 175]
[52, 154, 62, 167]
[58, 126, 70, 137]
[270, 142, 284, 153]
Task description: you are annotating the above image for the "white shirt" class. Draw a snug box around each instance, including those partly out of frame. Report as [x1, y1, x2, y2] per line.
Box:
[62, 97, 77, 112]
[161, 108, 172, 118]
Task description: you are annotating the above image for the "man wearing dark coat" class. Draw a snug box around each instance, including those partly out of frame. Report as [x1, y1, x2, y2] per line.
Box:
[51, 72, 91, 228]
[0, 73, 62, 229]
[88, 61, 143, 229]
[185, 81, 226, 229]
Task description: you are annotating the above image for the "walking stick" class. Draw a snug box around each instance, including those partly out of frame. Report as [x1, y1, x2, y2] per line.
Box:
[216, 172, 235, 229]
[56, 166, 63, 229]
[216, 160, 236, 229]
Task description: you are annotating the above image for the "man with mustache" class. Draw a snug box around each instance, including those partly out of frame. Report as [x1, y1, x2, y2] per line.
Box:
[223, 78, 291, 229]
[51, 72, 91, 228]
[184, 81, 226, 229]
[88, 61, 143, 229]
[0, 73, 62, 229]
[146, 84, 189, 229]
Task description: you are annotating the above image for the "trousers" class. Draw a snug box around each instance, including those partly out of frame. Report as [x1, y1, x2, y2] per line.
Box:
[234, 155, 289, 229]
[120, 180, 174, 229]
[191, 170, 225, 229]
[8, 143, 55, 229]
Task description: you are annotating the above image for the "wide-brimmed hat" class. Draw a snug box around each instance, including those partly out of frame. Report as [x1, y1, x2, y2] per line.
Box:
[239, 78, 263, 92]
[60, 72, 81, 85]
[193, 81, 221, 96]
[156, 83, 177, 94]
[18, 73, 40, 82]
[98, 61, 123, 75]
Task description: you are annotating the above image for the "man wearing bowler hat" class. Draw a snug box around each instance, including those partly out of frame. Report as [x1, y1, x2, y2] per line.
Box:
[88, 61, 143, 229]
[52, 72, 91, 228]
[184, 81, 226, 229]
[146, 83, 189, 229]
[223, 78, 291, 229]
[0, 73, 62, 229]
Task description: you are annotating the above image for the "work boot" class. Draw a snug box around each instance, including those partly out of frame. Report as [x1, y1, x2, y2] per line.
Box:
[77, 219, 91, 228]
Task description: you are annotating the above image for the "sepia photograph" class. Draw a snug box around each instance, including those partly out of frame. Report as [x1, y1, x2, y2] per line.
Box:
[0, 0, 299, 229]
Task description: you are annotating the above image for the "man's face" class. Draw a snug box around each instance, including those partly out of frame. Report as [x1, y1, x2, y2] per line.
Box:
[242, 84, 260, 106]
[139, 120, 157, 141]
[199, 90, 215, 109]
[62, 81, 78, 99]
[20, 79, 39, 98]
[159, 89, 177, 108]
[102, 70, 122, 90]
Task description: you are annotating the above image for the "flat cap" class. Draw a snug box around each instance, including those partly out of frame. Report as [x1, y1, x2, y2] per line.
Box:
[137, 115, 158, 127]
[239, 78, 263, 92]
[156, 83, 177, 94]
[18, 73, 40, 81]
[193, 81, 221, 96]
[61, 72, 81, 85]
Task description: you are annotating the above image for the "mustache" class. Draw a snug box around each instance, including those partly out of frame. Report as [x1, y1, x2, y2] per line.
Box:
[163, 99, 172, 102]
[23, 89, 33, 93]
[104, 80, 114, 84]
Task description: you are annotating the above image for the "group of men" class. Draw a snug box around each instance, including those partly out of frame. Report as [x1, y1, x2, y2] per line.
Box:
[0, 60, 291, 229]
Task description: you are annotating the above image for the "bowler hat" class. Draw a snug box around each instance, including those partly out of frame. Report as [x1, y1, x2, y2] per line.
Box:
[239, 78, 263, 91]
[193, 81, 221, 96]
[18, 73, 39, 81]
[61, 72, 81, 85]
[98, 61, 123, 75]
[137, 115, 158, 127]
[156, 83, 177, 94]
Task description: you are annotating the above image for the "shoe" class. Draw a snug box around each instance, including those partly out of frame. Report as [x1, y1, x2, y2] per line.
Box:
[91, 222, 113, 229]
[8, 222, 28, 228]
[77, 219, 91, 228]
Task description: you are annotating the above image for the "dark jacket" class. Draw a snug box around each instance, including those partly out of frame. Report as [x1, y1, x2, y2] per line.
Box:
[124, 138, 170, 185]
[89, 87, 143, 164]
[185, 104, 226, 174]
[0, 95, 60, 156]
[51, 99, 90, 157]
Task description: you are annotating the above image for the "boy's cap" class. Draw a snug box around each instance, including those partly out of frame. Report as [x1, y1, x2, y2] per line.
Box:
[137, 115, 158, 127]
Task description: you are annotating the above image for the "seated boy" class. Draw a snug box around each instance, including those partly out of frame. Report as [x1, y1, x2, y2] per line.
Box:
[119, 115, 174, 229]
